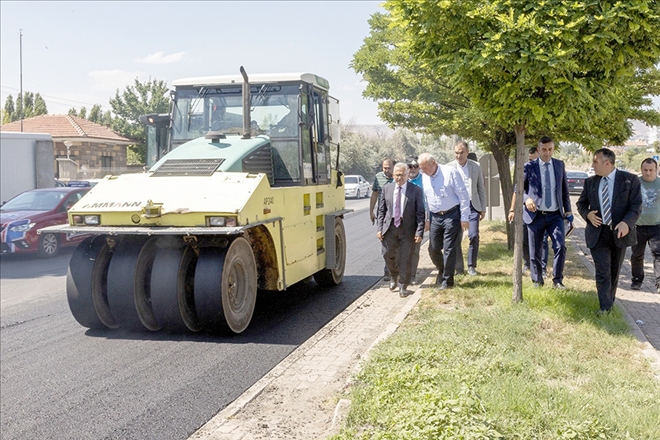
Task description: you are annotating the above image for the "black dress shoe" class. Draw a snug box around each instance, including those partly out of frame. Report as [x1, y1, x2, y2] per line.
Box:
[383, 274, 391, 282]
[553, 282, 566, 290]
[389, 281, 397, 291]
[399, 285, 412, 297]
[631, 282, 642, 290]
[438, 281, 450, 290]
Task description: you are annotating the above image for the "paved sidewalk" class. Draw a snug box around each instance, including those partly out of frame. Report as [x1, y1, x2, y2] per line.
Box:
[189, 199, 659, 440]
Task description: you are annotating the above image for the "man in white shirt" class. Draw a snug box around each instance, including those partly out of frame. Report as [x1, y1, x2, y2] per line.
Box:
[418, 153, 470, 290]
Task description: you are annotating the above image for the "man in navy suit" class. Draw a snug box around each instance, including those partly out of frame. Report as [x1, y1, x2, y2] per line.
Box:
[377, 162, 425, 297]
[523, 136, 573, 288]
[577, 148, 642, 313]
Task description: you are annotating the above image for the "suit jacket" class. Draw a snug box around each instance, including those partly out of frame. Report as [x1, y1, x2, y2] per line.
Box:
[523, 158, 571, 224]
[377, 182, 425, 238]
[576, 170, 642, 249]
[447, 159, 487, 212]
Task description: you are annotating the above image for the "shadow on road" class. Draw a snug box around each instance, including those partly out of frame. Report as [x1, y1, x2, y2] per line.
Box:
[83, 274, 383, 346]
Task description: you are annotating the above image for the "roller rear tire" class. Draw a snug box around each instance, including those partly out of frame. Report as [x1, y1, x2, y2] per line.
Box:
[314, 217, 346, 286]
[195, 237, 257, 334]
[66, 236, 117, 329]
[150, 245, 201, 333]
[107, 237, 156, 331]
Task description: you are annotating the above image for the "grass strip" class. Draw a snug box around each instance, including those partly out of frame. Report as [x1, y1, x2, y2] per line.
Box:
[332, 222, 660, 440]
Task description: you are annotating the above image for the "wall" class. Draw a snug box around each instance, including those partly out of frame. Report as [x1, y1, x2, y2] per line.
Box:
[0, 132, 54, 202]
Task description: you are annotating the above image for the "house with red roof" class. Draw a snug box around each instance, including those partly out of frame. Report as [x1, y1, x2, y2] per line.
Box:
[1, 114, 133, 180]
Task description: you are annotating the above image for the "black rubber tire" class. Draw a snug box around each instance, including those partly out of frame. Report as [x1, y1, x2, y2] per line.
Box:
[106, 237, 154, 331]
[195, 237, 257, 334]
[314, 217, 346, 286]
[150, 245, 201, 333]
[356, 190, 360, 199]
[133, 237, 161, 331]
[66, 236, 118, 329]
[37, 232, 60, 258]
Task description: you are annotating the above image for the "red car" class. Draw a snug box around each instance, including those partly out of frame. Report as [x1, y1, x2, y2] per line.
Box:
[1, 187, 90, 257]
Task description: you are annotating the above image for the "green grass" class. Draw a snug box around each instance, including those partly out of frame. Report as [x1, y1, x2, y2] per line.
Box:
[331, 222, 660, 440]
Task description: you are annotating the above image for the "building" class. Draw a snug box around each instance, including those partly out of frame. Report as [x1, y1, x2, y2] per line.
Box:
[1, 114, 133, 180]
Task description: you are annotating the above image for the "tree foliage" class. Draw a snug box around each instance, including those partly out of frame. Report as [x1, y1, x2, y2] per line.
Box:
[1, 92, 48, 123]
[385, 0, 660, 301]
[109, 77, 170, 164]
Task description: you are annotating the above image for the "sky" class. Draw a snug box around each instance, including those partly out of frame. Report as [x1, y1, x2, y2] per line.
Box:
[0, 1, 386, 125]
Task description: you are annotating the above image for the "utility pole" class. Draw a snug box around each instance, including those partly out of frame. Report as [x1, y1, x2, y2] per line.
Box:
[19, 29, 23, 132]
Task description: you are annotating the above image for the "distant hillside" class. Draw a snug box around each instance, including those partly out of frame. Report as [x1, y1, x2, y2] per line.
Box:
[349, 124, 395, 138]
[350, 121, 656, 143]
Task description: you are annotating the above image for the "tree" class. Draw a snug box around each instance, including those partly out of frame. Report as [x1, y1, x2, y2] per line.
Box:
[2, 95, 15, 124]
[32, 93, 47, 116]
[354, 10, 660, 250]
[88, 104, 103, 124]
[109, 77, 170, 164]
[3, 91, 48, 122]
[387, 0, 660, 302]
[353, 12, 542, 248]
[78, 106, 87, 119]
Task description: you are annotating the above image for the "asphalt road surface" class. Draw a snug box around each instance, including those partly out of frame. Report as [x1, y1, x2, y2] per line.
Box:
[0, 197, 383, 440]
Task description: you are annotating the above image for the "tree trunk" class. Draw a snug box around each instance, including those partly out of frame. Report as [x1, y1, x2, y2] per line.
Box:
[491, 142, 514, 249]
[512, 125, 527, 303]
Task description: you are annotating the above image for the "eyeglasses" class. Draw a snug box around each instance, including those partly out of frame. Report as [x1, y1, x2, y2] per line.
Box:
[408, 164, 419, 169]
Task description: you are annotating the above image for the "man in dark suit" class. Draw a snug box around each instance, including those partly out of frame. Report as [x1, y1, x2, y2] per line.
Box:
[377, 162, 425, 297]
[523, 136, 573, 289]
[577, 148, 642, 313]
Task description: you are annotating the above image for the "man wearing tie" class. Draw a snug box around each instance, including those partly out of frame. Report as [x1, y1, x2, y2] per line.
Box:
[377, 162, 425, 297]
[577, 148, 642, 313]
[523, 136, 573, 289]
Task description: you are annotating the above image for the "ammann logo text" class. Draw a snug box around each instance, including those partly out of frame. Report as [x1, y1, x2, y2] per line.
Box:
[82, 202, 142, 209]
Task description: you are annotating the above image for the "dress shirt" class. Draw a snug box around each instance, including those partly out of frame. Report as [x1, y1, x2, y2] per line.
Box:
[395, 182, 407, 217]
[598, 168, 617, 218]
[538, 158, 558, 211]
[422, 164, 471, 222]
[457, 162, 472, 201]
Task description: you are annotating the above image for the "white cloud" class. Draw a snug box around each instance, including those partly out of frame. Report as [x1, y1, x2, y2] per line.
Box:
[89, 69, 144, 91]
[135, 51, 186, 64]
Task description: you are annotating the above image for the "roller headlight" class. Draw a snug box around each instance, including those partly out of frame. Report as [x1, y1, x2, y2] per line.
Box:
[207, 216, 237, 227]
[84, 215, 100, 225]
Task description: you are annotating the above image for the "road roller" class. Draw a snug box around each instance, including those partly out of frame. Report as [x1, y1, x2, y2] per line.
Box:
[41, 67, 348, 334]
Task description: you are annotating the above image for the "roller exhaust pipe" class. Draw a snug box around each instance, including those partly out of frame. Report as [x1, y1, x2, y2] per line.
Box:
[240, 66, 251, 139]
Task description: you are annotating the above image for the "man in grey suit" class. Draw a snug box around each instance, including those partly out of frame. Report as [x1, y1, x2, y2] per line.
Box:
[377, 162, 425, 297]
[448, 141, 487, 276]
[577, 148, 642, 313]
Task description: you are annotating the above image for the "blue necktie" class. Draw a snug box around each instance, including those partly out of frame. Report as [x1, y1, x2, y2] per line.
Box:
[543, 162, 551, 209]
[601, 177, 611, 226]
[394, 186, 402, 227]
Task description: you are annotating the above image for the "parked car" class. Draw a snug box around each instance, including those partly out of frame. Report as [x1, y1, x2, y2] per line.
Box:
[344, 175, 371, 199]
[566, 171, 589, 195]
[1, 187, 90, 257]
[587, 167, 595, 177]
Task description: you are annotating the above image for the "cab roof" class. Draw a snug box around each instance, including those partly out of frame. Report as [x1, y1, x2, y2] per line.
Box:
[172, 73, 330, 91]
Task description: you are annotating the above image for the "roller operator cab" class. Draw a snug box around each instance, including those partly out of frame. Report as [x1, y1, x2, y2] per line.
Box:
[43, 68, 348, 334]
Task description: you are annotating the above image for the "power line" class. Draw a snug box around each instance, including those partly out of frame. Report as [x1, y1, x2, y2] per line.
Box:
[0, 84, 111, 110]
